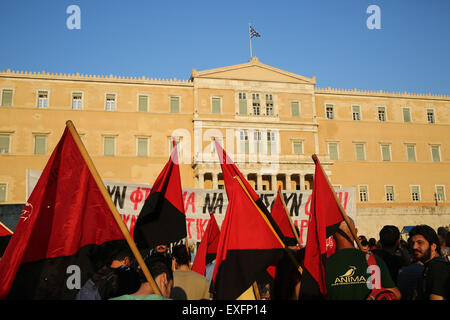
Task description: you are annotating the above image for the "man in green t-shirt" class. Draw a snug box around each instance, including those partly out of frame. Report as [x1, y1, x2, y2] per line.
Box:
[326, 219, 401, 300]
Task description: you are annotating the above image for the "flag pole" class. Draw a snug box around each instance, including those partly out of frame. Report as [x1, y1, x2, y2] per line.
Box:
[278, 187, 302, 248]
[66, 120, 162, 296]
[311, 154, 363, 251]
[234, 175, 303, 275]
[249, 23, 253, 58]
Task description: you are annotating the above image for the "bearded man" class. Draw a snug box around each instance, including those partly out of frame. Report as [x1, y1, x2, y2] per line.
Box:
[409, 225, 450, 300]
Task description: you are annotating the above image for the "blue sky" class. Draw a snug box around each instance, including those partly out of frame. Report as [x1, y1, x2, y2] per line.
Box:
[1, 0, 449, 95]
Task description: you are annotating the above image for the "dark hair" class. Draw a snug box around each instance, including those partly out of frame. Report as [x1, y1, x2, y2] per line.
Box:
[379, 225, 400, 249]
[138, 255, 173, 283]
[368, 238, 377, 247]
[408, 225, 441, 254]
[361, 239, 369, 247]
[171, 244, 191, 266]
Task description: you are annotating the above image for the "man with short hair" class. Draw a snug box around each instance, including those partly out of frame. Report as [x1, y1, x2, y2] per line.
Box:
[372, 225, 409, 284]
[170, 245, 211, 300]
[325, 218, 401, 300]
[409, 225, 450, 300]
[110, 255, 173, 300]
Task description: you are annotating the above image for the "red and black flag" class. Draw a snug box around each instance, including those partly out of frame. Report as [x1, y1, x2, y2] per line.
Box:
[133, 141, 186, 250]
[191, 213, 220, 276]
[214, 140, 286, 244]
[0, 221, 13, 257]
[299, 155, 344, 300]
[211, 175, 284, 300]
[271, 186, 298, 245]
[0, 124, 128, 300]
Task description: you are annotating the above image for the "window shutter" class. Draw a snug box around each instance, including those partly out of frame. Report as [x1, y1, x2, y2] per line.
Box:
[0, 135, 10, 153]
[170, 96, 180, 113]
[212, 98, 221, 114]
[355, 144, 365, 160]
[104, 137, 115, 156]
[138, 95, 148, 112]
[1, 90, 13, 106]
[34, 136, 46, 155]
[403, 109, 411, 122]
[291, 101, 299, 117]
[329, 143, 338, 160]
[431, 146, 440, 162]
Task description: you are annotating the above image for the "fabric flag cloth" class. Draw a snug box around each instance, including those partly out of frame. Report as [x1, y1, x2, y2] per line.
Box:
[299, 155, 344, 300]
[250, 25, 261, 38]
[0, 221, 13, 257]
[133, 142, 186, 250]
[191, 213, 220, 276]
[0, 126, 127, 300]
[214, 141, 286, 244]
[271, 186, 296, 243]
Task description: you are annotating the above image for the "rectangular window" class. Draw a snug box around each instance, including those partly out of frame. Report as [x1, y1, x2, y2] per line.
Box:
[326, 104, 334, 119]
[38, 91, 49, 109]
[435, 186, 445, 202]
[328, 143, 338, 161]
[403, 108, 411, 123]
[267, 131, 276, 155]
[378, 107, 386, 122]
[381, 144, 391, 161]
[265, 94, 273, 116]
[170, 96, 180, 113]
[1, 89, 13, 106]
[137, 137, 149, 157]
[427, 109, 435, 124]
[211, 97, 221, 114]
[385, 185, 395, 202]
[352, 105, 361, 121]
[104, 137, 115, 156]
[411, 186, 420, 202]
[293, 141, 303, 155]
[72, 92, 82, 110]
[34, 135, 47, 155]
[0, 184, 6, 202]
[431, 145, 441, 162]
[239, 92, 247, 115]
[359, 185, 368, 202]
[355, 143, 365, 161]
[105, 94, 116, 111]
[252, 93, 260, 115]
[253, 131, 262, 154]
[0, 134, 10, 154]
[406, 145, 416, 162]
[240, 131, 249, 153]
[291, 101, 300, 117]
[138, 95, 148, 112]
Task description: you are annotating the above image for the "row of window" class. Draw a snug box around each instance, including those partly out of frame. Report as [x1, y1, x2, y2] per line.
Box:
[327, 142, 442, 162]
[325, 104, 437, 123]
[356, 184, 446, 203]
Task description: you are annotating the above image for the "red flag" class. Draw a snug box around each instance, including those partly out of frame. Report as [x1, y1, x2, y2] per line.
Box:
[271, 186, 296, 240]
[300, 155, 344, 299]
[211, 175, 284, 300]
[133, 141, 186, 250]
[214, 140, 286, 243]
[0, 126, 126, 299]
[191, 213, 220, 276]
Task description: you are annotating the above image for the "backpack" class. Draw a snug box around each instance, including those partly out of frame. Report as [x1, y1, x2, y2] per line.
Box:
[365, 253, 399, 300]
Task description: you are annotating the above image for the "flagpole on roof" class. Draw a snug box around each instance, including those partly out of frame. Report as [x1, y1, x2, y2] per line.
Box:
[311, 154, 363, 250]
[249, 23, 253, 58]
[66, 120, 162, 296]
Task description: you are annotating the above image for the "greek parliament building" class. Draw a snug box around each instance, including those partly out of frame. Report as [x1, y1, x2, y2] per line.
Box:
[0, 57, 449, 237]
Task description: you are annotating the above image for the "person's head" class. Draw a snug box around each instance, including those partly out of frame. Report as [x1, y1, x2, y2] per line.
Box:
[437, 227, 448, 247]
[368, 238, 377, 248]
[110, 247, 135, 268]
[333, 217, 357, 249]
[138, 255, 173, 298]
[408, 225, 441, 263]
[155, 244, 169, 255]
[171, 244, 191, 270]
[379, 225, 400, 250]
[360, 239, 369, 253]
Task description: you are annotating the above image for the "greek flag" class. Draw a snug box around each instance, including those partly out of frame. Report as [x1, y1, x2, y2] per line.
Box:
[250, 25, 261, 38]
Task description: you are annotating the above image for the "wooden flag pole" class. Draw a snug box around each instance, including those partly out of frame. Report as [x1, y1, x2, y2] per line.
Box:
[278, 187, 302, 248]
[0, 221, 13, 235]
[312, 154, 363, 251]
[66, 120, 162, 296]
[252, 282, 261, 300]
[234, 175, 303, 275]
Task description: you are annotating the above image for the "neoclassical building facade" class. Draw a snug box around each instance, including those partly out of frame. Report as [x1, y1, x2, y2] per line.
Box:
[1, 57, 449, 236]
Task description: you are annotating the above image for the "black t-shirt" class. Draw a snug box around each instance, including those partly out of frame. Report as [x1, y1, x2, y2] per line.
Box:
[414, 257, 450, 300]
[372, 249, 407, 284]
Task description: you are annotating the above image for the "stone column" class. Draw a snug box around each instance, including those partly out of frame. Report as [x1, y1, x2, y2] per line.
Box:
[300, 174, 305, 190]
[271, 174, 277, 191]
[285, 174, 291, 190]
[198, 173, 204, 189]
[212, 172, 218, 190]
[257, 173, 263, 191]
